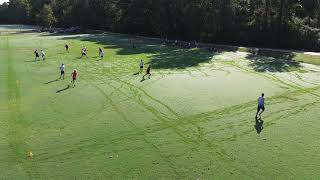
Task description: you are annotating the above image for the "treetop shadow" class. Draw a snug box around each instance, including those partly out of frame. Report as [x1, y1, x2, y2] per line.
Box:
[59, 34, 218, 69]
[247, 50, 301, 72]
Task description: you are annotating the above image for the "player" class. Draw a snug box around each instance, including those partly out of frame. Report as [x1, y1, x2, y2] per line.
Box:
[41, 49, 45, 60]
[65, 44, 69, 53]
[143, 66, 151, 79]
[139, 60, 144, 73]
[34, 49, 40, 61]
[81, 47, 88, 58]
[71, 69, 77, 87]
[256, 93, 265, 118]
[99, 48, 105, 59]
[60, 63, 65, 80]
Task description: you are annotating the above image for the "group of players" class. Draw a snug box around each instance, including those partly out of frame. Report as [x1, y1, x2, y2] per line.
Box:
[34, 43, 152, 88]
[34, 43, 265, 119]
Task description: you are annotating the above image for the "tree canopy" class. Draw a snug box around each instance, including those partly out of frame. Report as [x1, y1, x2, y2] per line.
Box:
[1, 0, 320, 50]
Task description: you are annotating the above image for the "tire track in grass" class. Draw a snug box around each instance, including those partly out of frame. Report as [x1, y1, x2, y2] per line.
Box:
[178, 84, 320, 129]
[51, 42, 268, 177]
[5, 35, 40, 178]
[217, 99, 320, 143]
[114, 76, 180, 118]
[82, 53, 318, 176]
[220, 59, 320, 100]
[84, 74, 256, 178]
[49, 37, 319, 177]
[77, 59, 232, 174]
[82, 76, 182, 177]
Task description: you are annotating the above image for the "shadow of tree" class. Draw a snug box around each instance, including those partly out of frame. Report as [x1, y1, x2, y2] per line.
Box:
[148, 48, 216, 69]
[247, 50, 301, 72]
[59, 34, 218, 69]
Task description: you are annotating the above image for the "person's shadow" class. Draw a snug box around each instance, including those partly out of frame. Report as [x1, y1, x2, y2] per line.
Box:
[56, 85, 70, 93]
[45, 79, 59, 84]
[255, 117, 264, 134]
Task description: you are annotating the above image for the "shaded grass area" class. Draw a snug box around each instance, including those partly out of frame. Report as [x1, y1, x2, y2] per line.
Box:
[58, 33, 320, 73]
[238, 47, 320, 66]
[246, 51, 301, 72]
[59, 34, 217, 70]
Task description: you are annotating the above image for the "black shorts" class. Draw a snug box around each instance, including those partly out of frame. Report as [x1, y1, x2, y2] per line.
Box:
[140, 66, 144, 69]
[257, 106, 265, 111]
[61, 71, 65, 75]
[82, 53, 86, 56]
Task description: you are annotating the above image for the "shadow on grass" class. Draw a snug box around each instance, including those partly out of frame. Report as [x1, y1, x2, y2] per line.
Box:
[24, 60, 36, 63]
[255, 117, 264, 134]
[148, 49, 215, 69]
[45, 79, 59, 84]
[247, 50, 301, 72]
[56, 85, 70, 93]
[58, 34, 221, 70]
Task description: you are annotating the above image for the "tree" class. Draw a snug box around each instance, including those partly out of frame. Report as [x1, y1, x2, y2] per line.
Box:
[37, 4, 56, 28]
[0, 2, 9, 23]
[8, 0, 31, 23]
[1, 0, 320, 50]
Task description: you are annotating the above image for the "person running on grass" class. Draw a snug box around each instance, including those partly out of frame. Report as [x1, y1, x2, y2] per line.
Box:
[139, 60, 144, 73]
[81, 47, 88, 58]
[65, 44, 69, 53]
[99, 48, 105, 59]
[256, 93, 265, 118]
[34, 49, 40, 61]
[71, 70, 77, 87]
[60, 63, 65, 80]
[41, 49, 45, 60]
[143, 66, 151, 79]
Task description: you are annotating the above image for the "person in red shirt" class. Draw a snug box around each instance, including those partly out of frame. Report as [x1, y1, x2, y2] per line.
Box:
[71, 70, 77, 87]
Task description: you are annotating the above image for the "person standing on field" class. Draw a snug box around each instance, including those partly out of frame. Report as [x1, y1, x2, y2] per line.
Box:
[256, 93, 265, 118]
[65, 44, 69, 53]
[71, 70, 78, 87]
[81, 47, 88, 58]
[41, 49, 45, 60]
[143, 66, 151, 79]
[60, 64, 65, 80]
[139, 60, 144, 73]
[34, 49, 40, 61]
[99, 48, 105, 59]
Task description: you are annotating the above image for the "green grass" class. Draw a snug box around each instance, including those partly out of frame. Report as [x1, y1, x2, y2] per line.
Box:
[236, 46, 320, 66]
[293, 53, 320, 65]
[1, 25, 320, 179]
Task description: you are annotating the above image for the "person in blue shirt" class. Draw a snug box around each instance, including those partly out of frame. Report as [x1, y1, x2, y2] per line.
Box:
[256, 93, 265, 118]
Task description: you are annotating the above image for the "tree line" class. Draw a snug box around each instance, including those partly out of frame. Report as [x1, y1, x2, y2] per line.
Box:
[1, 0, 320, 51]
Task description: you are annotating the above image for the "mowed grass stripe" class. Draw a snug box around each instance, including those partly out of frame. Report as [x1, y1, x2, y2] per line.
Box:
[3, 35, 41, 178]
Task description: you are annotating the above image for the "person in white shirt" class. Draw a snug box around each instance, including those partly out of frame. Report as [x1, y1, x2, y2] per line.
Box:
[81, 47, 88, 58]
[41, 49, 45, 60]
[256, 93, 265, 118]
[139, 60, 144, 73]
[60, 64, 65, 80]
[99, 48, 105, 59]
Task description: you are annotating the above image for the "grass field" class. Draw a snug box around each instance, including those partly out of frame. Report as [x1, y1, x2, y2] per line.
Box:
[1, 25, 320, 179]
